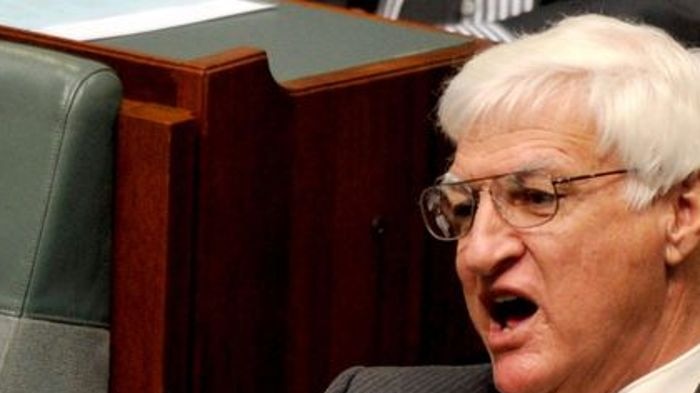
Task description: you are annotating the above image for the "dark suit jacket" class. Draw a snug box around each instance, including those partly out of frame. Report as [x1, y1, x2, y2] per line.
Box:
[342, 0, 700, 46]
[324, 364, 700, 392]
[324, 365, 497, 393]
[503, 0, 700, 45]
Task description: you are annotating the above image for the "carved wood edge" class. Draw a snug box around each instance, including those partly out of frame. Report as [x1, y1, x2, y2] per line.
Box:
[111, 99, 197, 393]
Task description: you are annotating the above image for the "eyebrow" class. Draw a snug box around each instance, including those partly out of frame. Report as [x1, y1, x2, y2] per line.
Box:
[438, 158, 564, 185]
[439, 166, 552, 185]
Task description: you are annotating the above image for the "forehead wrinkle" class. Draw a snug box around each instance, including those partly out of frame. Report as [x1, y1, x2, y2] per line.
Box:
[461, 125, 595, 147]
[451, 143, 590, 181]
[450, 93, 624, 185]
[452, 120, 619, 181]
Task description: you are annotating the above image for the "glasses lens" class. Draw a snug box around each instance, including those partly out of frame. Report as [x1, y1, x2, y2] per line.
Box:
[490, 173, 558, 227]
[420, 184, 475, 240]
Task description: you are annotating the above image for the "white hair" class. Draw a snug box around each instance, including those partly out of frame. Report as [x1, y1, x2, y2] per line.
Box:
[438, 14, 700, 208]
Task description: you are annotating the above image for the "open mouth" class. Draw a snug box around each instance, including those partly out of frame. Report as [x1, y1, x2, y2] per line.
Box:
[487, 294, 539, 330]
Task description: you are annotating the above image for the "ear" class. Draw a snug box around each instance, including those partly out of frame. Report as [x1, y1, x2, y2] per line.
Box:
[665, 175, 700, 266]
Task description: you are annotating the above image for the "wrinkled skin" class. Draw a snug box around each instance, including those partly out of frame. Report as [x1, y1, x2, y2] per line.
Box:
[450, 105, 700, 393]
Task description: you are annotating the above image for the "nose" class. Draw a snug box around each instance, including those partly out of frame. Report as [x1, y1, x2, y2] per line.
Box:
[456, 190, 526, 278]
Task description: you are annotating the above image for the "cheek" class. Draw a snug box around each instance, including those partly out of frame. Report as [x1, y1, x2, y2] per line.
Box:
[530, 207, 667, 336]
[538, 197, 665, 280]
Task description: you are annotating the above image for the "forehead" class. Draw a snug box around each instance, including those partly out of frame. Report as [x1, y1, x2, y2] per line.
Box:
[450, 103, 617, 178]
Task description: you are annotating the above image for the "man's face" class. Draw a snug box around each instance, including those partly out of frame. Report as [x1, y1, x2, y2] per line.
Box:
[450, 106, 671, 393]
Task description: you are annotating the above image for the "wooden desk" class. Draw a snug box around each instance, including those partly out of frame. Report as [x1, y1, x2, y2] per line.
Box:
[0, 3, 488, 393]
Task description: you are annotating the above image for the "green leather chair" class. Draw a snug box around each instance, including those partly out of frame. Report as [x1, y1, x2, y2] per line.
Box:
[0, 40, 121, 393]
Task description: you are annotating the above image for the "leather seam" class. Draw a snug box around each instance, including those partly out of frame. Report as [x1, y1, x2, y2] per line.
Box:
[18, 67, 116, 322]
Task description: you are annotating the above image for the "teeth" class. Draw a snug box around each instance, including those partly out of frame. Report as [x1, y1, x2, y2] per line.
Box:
[494, 295, 518, 304]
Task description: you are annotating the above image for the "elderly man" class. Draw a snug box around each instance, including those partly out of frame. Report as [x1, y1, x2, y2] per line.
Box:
[325, 14, 700, 393]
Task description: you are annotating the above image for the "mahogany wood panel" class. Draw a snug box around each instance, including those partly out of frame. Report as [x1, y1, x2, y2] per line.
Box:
[284, 59, 489, 393]
[188, 50, 294, 393]
[0, 8, 489, 393]
[186, 37, 490, 393]
[113, 100, 197, 393]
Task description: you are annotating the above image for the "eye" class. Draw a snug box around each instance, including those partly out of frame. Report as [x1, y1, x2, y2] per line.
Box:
[440, 186, 477, 228]
[497, 173, 557, 208]
[452, 200, 475, 218]
[510, 187, 556, 206]
[480, 173, 564, 228]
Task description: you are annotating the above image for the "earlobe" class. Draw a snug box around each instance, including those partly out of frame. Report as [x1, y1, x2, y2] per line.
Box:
[665, 242, 685, 266]
[665, 175, 700, 266]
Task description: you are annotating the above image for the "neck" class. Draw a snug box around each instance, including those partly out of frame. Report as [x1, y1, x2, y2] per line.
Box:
[645, 261, 700, 370]
[571, 262, 700, 393]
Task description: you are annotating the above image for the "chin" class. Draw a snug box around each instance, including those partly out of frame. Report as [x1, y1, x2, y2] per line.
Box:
[491, 352, 558, 393]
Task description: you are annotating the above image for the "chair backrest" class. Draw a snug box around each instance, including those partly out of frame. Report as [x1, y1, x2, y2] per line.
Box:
[0, 40, 121, 393]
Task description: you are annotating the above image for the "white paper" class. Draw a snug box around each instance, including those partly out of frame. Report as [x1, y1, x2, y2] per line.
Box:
[0, 0, 275, 41]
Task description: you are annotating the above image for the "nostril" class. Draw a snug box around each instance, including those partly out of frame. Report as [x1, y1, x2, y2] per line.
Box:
[458, 250, 521, 279]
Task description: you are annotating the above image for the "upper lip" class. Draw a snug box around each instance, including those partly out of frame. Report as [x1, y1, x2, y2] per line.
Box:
[479, 284, 539, 326]
[480, 285, 536, 307]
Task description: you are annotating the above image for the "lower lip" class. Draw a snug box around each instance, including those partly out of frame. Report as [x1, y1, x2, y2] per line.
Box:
[485, 310, 540, 353]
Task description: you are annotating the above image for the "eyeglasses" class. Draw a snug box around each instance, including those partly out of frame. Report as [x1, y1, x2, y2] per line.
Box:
[419, 169, 628, 241]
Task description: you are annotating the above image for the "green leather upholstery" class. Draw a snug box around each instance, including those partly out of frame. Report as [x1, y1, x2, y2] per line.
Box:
[0, 40, 121, 393]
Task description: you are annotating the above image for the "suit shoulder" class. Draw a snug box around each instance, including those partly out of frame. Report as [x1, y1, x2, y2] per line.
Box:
[324, 364, 494, 393]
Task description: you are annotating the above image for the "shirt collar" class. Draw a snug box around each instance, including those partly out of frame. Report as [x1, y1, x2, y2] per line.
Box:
[618, 342, 700, 393]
